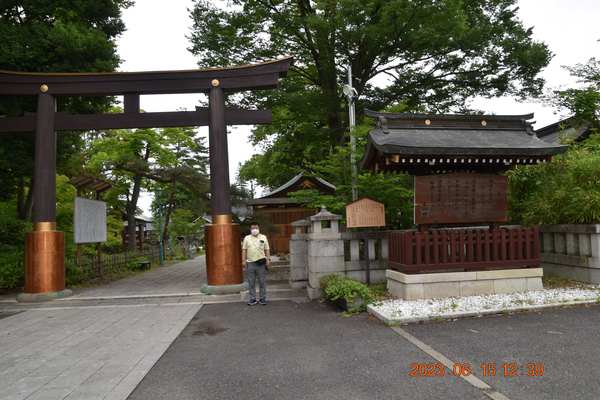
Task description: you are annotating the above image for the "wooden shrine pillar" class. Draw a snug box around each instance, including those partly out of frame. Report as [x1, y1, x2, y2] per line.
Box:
[22, 90, 67, 298]
[204, 79, 242, 286]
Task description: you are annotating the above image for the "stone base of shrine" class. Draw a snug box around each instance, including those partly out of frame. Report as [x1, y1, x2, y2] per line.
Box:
[386, 268, 543, 300]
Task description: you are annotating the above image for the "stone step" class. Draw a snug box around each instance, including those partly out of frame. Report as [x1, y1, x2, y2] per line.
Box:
[267, 264, 290, 281]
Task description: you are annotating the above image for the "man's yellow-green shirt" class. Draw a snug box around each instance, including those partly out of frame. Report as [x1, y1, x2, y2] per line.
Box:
[242, 234, 270, 262]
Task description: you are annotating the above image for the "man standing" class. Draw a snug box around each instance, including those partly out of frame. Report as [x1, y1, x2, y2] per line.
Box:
[242, 222, 271, 305]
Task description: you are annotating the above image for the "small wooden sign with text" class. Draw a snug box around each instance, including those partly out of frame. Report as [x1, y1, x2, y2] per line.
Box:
[346, 198, 386, 228]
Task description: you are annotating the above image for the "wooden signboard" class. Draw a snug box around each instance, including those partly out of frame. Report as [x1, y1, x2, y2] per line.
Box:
[346, 198, 386, 228]
[414, 173, 508, 225]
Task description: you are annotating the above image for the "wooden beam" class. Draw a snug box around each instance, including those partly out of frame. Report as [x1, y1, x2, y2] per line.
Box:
[123, 94, 140, 114]
[0, 109, 272, 133]
[0, 57, 293, 96]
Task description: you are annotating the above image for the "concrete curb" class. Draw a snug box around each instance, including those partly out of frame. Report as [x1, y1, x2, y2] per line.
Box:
[367, 299, 600, 325]
[56, 292, 205, 301]
[16, 289, 73, 303]
[200, 282, 249, 295]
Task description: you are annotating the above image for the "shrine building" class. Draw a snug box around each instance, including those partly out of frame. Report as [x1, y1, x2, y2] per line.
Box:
[360, 110, 567, 299]
[248, 173, 335, 255]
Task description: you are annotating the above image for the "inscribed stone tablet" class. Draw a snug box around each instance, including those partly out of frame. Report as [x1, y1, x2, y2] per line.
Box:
[74, 197, 107, 243]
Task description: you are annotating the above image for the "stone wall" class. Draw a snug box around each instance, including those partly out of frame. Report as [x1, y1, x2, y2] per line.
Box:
[387, 268, 543, 300]
[289, 219, 309, 289]
[540, 224, 600, 283]
[289, 207, 389, 300]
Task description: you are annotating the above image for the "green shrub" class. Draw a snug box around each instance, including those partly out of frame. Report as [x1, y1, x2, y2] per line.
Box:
[321, 275, 374, 312]
[0, 246, 24, 290]
[65, 259, 89, 287]
[508, 132, 600, 224]
[127, 256, 151, 270]
[0, 201, 31, 246]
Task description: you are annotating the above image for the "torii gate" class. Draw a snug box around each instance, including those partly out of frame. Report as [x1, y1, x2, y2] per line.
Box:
[0, 57, 293, 300]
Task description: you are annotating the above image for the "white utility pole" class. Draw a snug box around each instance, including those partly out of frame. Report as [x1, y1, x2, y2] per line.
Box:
[344, 64, 358, 201]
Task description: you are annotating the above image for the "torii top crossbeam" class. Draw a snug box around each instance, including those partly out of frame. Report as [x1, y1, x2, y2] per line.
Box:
[0, 57, 293, 133]
[0, 56, 293, 95]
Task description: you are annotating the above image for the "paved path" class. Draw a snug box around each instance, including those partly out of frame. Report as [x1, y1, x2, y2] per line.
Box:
[0, 256, 307, 400]
[5, 258, 598, 399]
[129, 302, 600, 400]
[402, 304, 600, 399]
[70, 257, 206, 299]
[0, 258, 209, 400]
[0, 302, 201, 400]
[128, 301, 485, 400]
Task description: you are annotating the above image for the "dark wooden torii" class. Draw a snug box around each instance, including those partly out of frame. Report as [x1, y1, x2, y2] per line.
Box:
[0, 57, 293, 298]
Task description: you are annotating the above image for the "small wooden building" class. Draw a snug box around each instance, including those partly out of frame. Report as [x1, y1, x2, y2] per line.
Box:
[247, 173, 335, 254]
[362, 110, 566, 273]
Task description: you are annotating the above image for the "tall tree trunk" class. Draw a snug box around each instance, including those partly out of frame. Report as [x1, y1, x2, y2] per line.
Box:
[126, 174, 143, 251]
[126, 144, 151, 251]
[17, 176, 34, 221]
[162, 188, 176, 244]
[17, 176, 25, 219]
[24, 181, 34, 221]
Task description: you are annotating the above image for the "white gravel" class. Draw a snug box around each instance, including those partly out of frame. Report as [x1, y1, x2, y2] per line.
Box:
[369, 286, 600, 324]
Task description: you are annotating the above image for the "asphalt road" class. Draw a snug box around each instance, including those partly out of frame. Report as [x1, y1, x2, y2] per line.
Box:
[404, 304, 600, 400]
[128, 301, 600, 400]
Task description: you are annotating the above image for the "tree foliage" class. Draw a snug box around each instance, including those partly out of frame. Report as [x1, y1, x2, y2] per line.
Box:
[0, 0, 131, 219]
[553, 58, 600, 125]
[509, 57, 600, 225]
[508, 134, 600, 225]
[189, 0, 551, 188]
[85, 126, 209, 249]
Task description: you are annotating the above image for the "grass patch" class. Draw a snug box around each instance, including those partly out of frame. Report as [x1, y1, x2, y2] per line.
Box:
[368, 282, 390, 301]
[542, 274, 588, 289]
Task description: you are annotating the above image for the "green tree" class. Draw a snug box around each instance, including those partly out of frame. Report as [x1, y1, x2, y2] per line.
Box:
[189, 0, 551, 188]
[86, 126, 209, 250]
[288, 122, 414, 228]
[509, 57, 600, 224]
[150, 127, 210, 243]
[0, 0, 131, 219]
[554, 58, 600, 126]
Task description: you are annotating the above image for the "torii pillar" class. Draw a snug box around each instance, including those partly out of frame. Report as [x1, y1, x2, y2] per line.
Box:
[204, 79, 243, 287]
[19, 89, 70, 301]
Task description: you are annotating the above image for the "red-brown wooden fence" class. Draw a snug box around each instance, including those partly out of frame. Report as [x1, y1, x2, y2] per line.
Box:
[388, 227, 540, 273]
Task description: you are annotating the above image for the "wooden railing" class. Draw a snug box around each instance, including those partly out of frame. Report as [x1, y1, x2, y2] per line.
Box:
[389, 227, 540, 273]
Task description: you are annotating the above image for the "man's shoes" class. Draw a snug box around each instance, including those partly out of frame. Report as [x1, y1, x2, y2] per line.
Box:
[259, 299, 267, 305]
[247, 299, 258, 306]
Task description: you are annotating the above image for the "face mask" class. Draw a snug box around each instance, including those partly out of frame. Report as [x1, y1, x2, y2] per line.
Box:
[251, 228, 259, 236]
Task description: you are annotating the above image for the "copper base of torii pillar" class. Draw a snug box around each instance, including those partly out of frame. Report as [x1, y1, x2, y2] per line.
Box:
[18, 222, 72, 302]
[205, 214, 243, 286]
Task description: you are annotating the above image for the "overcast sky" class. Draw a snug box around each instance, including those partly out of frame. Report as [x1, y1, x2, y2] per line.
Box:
[116, 0, 600, 215]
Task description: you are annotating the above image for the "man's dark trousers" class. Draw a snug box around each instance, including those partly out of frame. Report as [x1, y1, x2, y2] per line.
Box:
[246, 261, 267, 301]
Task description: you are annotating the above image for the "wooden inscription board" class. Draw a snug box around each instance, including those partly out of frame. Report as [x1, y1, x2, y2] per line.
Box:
[346, 198, 386, 228]
[414, 173, 508, 225]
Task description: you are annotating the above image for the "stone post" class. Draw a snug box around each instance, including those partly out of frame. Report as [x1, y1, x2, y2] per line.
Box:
[289, 219, 310, 289]
[306, 207, 344, 299]
[591, 229, 600, 273]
